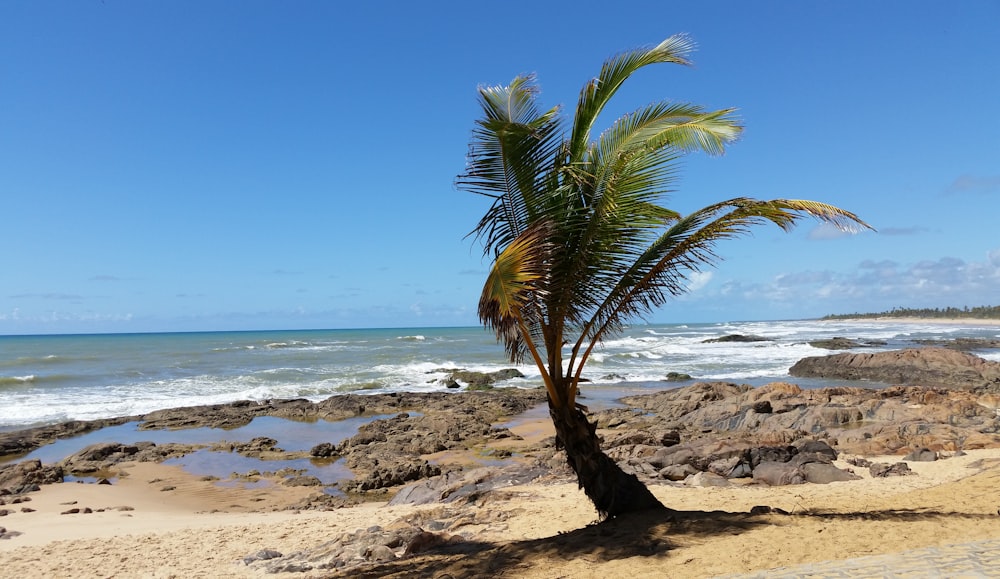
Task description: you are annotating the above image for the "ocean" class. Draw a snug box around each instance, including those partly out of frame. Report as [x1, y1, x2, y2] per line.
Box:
[3, 320, 999, 431]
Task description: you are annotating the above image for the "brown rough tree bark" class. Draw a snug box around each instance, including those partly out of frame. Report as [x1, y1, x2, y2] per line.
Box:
[549, 398, 665, 518]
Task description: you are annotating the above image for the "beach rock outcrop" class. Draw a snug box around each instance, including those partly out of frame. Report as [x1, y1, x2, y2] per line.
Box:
[808, 337, 886, 350]
[344, 460, 442, 492]
[135, 388, 546, 431]
[324, 400, 533, 492]
[903, 447, 938, 462]
[869, 462, 914, 477]
[389, 463, 550, 506]
[604, 380, 1000, 470]
[702, 334, 772, 343]
[0, 459, 64, 493]
[605, 424, 859, 487]
[911, 338, 1000, 352]
[59, 442, 203, 474]
[788, 347, 1000, 390]
[446, 368, 525, 390]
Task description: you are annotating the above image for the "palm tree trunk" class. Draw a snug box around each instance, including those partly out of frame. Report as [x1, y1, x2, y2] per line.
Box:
[549, 399, 665, 518]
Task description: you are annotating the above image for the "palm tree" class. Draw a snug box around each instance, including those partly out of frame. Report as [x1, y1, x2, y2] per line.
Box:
[457, 35, 872, 519]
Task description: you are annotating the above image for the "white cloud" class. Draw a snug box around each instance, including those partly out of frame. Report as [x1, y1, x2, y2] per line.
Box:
[989, 249, 1000, 267]
[683, 248, 1000, 316]
[686, 271, 713, 292]
[807, 223, 853, 240]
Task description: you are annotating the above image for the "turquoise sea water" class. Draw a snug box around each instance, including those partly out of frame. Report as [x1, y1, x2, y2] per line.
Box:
[2, 321, 999, 430]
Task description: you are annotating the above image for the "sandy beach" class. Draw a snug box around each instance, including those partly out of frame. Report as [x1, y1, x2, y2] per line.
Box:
[2, 415, 1000, 578]
[828, 316, 1000, 327]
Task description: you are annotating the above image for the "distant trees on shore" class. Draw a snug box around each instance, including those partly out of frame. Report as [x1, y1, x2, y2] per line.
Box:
[823, 305, 1000, 320]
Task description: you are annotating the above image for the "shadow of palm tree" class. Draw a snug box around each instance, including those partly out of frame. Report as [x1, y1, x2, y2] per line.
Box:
[342, 505, 998, 578]
[346, 507, 766, 578]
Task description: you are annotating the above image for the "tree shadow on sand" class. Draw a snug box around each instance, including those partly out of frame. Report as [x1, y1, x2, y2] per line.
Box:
[344, 506, 997, 578]
[346, 507, 762, 578]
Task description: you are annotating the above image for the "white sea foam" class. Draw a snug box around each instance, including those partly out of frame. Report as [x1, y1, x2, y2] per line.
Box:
[2, 321, 998, 429]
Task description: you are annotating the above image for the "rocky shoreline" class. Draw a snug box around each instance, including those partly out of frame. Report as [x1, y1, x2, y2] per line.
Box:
[2, 346, 1000, 574]
[3, 347, 1000, 498]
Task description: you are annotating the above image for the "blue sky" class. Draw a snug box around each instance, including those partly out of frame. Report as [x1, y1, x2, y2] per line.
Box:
[2, 1, 998, 335]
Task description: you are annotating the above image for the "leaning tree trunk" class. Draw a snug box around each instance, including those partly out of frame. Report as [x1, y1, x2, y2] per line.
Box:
[549, 398, 665, 519]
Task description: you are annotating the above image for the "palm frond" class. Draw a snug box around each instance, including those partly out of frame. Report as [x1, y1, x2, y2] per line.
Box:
[457, 76, 563, 257]
[478, 220, 553, 362]
[569, 198, 873, 380]
[545, 102, 743, 344]
[569, 34, 696, 161]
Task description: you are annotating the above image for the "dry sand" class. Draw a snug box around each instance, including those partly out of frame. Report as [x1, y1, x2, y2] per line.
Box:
[2, 438, 999, 578]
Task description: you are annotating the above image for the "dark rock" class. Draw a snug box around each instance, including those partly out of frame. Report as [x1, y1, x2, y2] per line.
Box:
[912, 338, 1000, 352]
[619, 379, 1000, 456]
[389, 464, 548, 506]
[800, 462, 860, 484]
[310, 443, 336, 458]
[447, 369, 525, 390]
[749, 446, 798, 467]
[283, 476, 322, 487]
[594, 408, 644, 429]
[603, 431, 661, 448]
[808, 337, 886, 350]
[789, 347, 1000, 390]
[808, 337, 862, 350]
[903, 447, 938, 462]
[238, 437, 279, 452]
[725, 458, 754, 479]
[60, 442, 200, 473]
[752, 400, 773, 414]
[797, 440, 838, 461]
[243, 549, 283, 565]
[707, 456, 741, 477]
[753, 461, 805, 486]
[261, 524, 433, 574]
[846, 456, 873, 468]
[702, 334, 772, 343]
[750, 505, 789, 515]
[659, 464, 698, 481]
[346, 461, 442, 492]
[870, 462, 915, 477]
[0, 460, 64, 493]
[647, 445, 694, 469]
[404, 531, 452, 555]
[664, 372, 693, 382]
[660, 430, 681, 447]
[364, 544, 397, 562]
